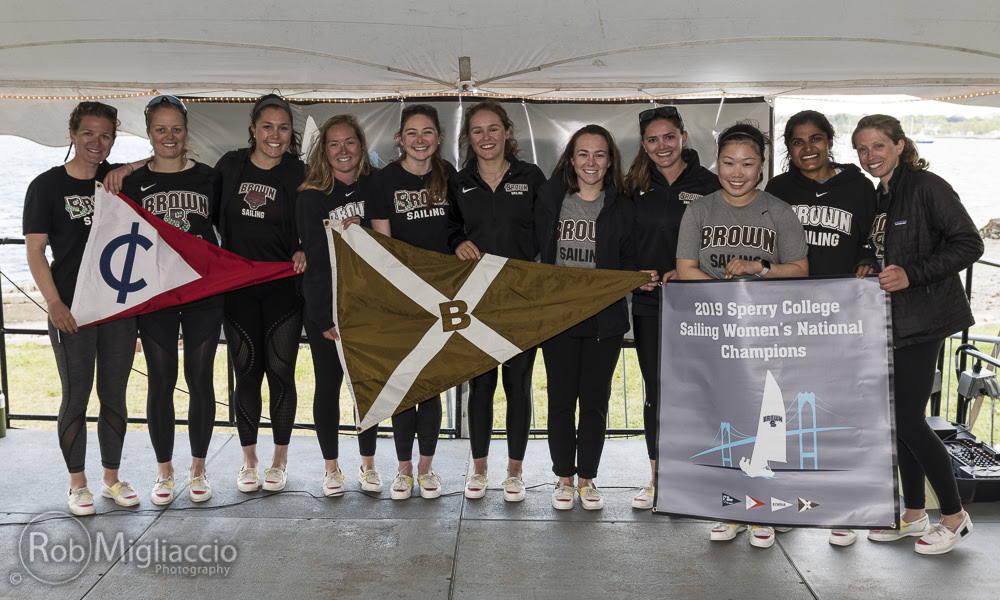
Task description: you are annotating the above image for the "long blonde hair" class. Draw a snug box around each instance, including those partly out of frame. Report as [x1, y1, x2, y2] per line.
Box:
[299, 114, 373, 192]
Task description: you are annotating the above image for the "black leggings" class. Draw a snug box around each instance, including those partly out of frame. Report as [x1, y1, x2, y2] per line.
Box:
[391, 396, 442, 462]
[542, 332, 623, 480]
[50, 317, 137, 473]
[468, 347, 537, 461]
[894, 339, 963, 515]
[139, 299, 223, 463]
[224, 279, 302, 447]
[303, 318, 377, 460]
[633, 314, 660, 461]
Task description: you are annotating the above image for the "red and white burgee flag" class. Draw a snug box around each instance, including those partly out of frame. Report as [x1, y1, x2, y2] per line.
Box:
[71, 184, 294, 326]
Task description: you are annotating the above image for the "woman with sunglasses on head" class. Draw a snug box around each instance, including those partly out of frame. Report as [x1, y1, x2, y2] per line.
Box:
[624, 105, 721, 510]
[23, 101, 140, 514]
[852, 115, 981, 555]
[109, 96, 223, 505]
[296, 114, 383, 497]
[367, 104, 457, 500]
[447, 100, 546, 502]
[215, 94, 306, 493]
[675, 121, 807, 548]
[537, 124, 658, 511]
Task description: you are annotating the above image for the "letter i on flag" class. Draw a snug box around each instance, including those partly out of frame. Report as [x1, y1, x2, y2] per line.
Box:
[326, 222, 650, 431]
[71, 184, 295, 326]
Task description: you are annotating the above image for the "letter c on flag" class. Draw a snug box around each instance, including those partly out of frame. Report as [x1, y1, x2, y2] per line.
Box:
[439, 300, 471, 332]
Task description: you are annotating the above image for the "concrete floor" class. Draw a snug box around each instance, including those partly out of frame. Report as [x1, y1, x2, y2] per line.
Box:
[0, 428, 997, 600]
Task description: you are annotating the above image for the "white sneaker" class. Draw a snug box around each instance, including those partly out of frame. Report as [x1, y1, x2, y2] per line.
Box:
[390, 473, 413, 500]
[710, 522, 746, 541]
[829, 529, 857, 546]
[868, 514, 930, 542]
[150, 477, 175, 506]
[358, 468, 383, 493]
[418, 472, 442, 499]
[749, 525, 776, 548]
[914, 513, 974, 555]
[68, 487, 96, 516]
[578, 484, 604, 510]
[236, 466, 260, 493]
[502, 475, 526, 502]
[551, 483, 575, 510]
[262, 467, 286, 491]
[323, 470, 346, 497]
[464, 474, 488, 499]
[632, 485, 654, 509]
[189, 474, 212, 503]
[101, 481, 140, 507]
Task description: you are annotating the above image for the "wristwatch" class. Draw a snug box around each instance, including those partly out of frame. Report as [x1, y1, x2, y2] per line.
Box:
[756, 259, 771, 278]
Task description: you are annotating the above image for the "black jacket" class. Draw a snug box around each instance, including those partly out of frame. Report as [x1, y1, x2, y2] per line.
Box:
[879, 164, 983, 347]
[214, 148, 306, 258]
[632, 149, 721, 316]
[296, 173, 374, 331]
[536, 175, 637, 338]
[447, 157, 546, 261]
[765, 162, 876, 276]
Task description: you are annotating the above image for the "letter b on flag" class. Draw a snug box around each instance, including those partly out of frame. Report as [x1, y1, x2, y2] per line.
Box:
[439, 301, 470, 332]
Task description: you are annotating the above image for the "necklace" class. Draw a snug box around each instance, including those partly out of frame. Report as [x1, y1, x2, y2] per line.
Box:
[479, 160, 508, 176]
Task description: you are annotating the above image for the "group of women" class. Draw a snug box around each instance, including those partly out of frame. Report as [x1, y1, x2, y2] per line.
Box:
[23, 95, 981, 556]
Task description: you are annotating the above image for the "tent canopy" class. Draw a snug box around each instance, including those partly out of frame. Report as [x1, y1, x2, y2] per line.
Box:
[2, 1, 999, 144]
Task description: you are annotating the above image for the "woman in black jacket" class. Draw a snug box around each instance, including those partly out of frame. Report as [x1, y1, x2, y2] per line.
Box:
[536, 124, 657, 511]
[624, 105, 721, 510]
[297, 114, 382, 497]
[448, 101, 546, 502]
[853, 114, 983, 555]
[215, 94, 307, 494]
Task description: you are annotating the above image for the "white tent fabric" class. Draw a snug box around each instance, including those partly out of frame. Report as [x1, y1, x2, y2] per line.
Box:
[1, 1, 999, 144]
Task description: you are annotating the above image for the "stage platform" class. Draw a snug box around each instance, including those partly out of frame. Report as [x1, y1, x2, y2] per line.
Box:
[0, 428, 998, 600]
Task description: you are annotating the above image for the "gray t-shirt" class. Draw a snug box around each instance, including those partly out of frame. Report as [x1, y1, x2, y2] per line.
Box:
[676, 189, 808, 279]
[555, 191, 605, 268]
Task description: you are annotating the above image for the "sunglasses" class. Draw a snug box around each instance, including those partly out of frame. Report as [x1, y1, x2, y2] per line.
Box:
[76, 101, 118, 118]
[145, 95, 187, 114]
[402, 103, 438, 117]
[639, 106, 679, 124]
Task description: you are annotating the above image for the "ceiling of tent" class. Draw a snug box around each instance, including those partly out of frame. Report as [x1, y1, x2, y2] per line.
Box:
[2, 0, 999, 144]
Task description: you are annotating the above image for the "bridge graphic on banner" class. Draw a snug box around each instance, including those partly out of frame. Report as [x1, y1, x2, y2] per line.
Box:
[690, 392, 855, 471]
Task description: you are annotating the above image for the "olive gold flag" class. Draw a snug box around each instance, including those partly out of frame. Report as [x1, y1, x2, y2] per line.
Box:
[325, 222, 649, 431]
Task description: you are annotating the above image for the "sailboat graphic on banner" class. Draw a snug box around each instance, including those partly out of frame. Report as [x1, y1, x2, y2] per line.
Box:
[739, 370, 787, 478]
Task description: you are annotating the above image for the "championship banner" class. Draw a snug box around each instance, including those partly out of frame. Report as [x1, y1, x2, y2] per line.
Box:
[326, 222, 650, 431]
[654, 277, 898, 529]
[72, 185, 295, 326]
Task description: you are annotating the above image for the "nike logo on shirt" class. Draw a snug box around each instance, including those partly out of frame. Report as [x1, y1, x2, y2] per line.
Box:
[345, 190, 356, 197]
[815, 191, 829, 197]
[141, 184, 156, 192]
[462, 186, 477, 194]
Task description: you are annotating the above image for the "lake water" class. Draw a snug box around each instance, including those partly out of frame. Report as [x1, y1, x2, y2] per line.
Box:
[1, 134, 996, 286]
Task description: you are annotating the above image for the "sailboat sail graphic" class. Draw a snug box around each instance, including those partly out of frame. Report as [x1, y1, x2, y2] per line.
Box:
[739, 370, 787, 478]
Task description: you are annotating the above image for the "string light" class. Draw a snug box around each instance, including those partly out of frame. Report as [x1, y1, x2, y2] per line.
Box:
[0, 92, 155, 100]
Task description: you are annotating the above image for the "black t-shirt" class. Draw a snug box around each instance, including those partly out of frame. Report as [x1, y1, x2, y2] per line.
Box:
[296, 171, 376, 330]
[223, 161, 294, 262]
[366, 160, 456, 255]
[121, 161, 221, 243]
[22, 163, 112, 306]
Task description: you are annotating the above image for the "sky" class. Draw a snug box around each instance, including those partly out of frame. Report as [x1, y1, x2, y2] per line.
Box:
[774, 95, 1000, 118]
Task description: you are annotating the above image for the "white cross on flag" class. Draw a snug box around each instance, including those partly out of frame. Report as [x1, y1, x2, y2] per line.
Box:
[326, 222, 650, 431]
[72, 185, 294, 326]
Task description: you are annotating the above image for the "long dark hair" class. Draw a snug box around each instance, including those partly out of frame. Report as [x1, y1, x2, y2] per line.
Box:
[247, 93, 302, 156]
[781, 110, 834, 171]
[396, 104, 449, 205]
[851, 114, 929, 171]
[459, 101, 520, 170]
[551, 125, 625, 195]
[624, 110, 686, 195]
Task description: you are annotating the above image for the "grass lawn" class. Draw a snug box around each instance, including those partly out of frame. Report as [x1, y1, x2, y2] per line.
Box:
[5, 329, 1000, 448]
